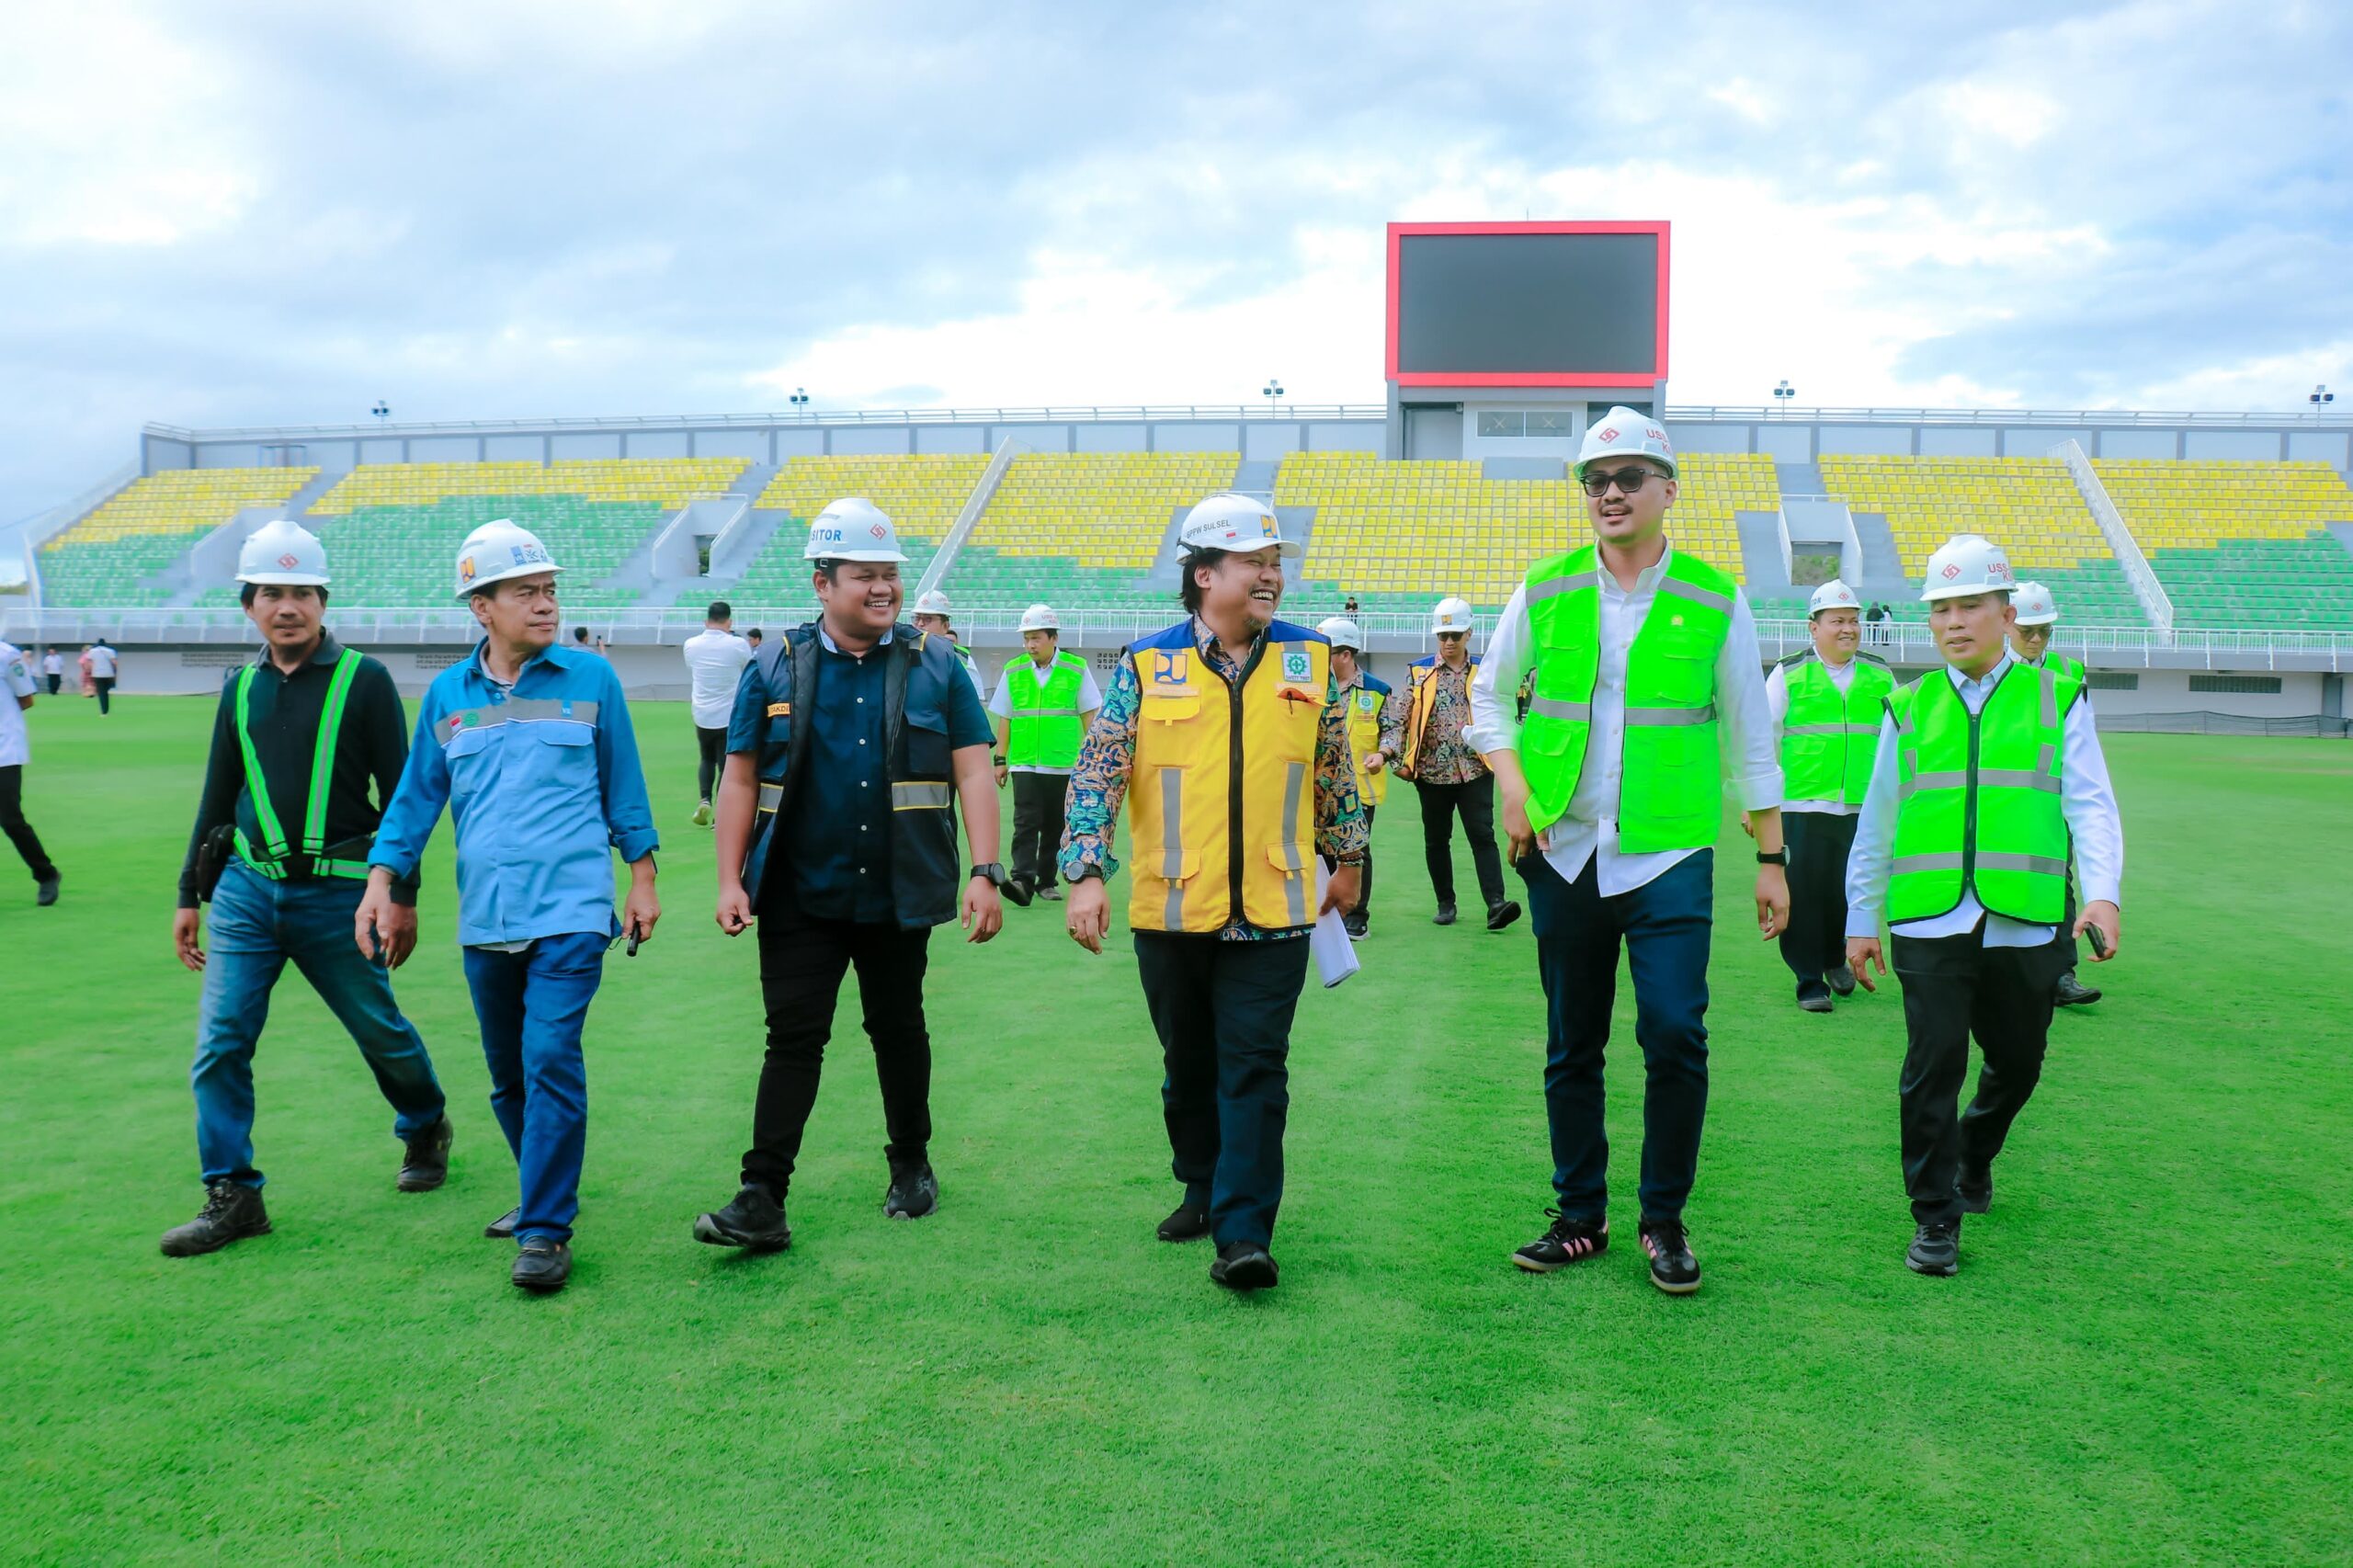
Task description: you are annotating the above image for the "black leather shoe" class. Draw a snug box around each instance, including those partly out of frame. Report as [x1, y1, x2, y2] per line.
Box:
[1511, 1210, 1608, 1273]
[2053, 971, 2102, 1006]
[1009, 876, 1037, 905]
[1825, 964, 1858, 997]
[695, 1183, 791, 1251]
[37, 873, 60, 907]
[483, 1206, 520, 1240]
[1342, 912, 1369, 939]
[1432, 903, 1458, 926]
[1797, 983, 1835, 1014]
[1485, 900, 1522, 932]
[1906, 1221, 1960, 1276]
[1038, 883, 1063, 902]
[883, 1162, 938, 1220]
[1958, 1165, 1993, 1215]
[1157, 1199, 1211, 1243]
[160, 1181, 271, 1256]
[511, 1237, 571, 1291]
[1638, 1218, 1701, 1295]
[1210, 1241, 1279, 1291]
[396, 1116, 453, 1192]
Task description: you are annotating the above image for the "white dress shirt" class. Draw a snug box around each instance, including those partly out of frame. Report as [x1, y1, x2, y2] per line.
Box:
[86, 645, 118, 678]
[988, 656, 1105, 777]
[1766, 656, 1863, 817]
[1468, 542, 1785, 895]
[1845, 653, 2123, 948]
[683, 628, 755, 729]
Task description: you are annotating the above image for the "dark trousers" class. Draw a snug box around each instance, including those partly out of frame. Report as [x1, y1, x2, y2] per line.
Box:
[1009, 771, 1068, 890]
[1133, 930, 1310, 1247]
[744, 907, 933, 1196]
[1319, 802, 1376, 920]
[0, 767, 57, 883]
[1414, 774, 1506, 910]
[1521, 848, 1714, 1222]
[94, 676, 115, 714]
[1779, 811, 1858, 994]
[1893, 929, 2065, 1225]
[695, 725, 726, 804]
[44, 675, 61, 696]
[2057, 879, 2080, 971]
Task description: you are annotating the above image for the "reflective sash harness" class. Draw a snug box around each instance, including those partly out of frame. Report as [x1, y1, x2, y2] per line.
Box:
[1518, 545, 1735, 850]
[1126, 620, 1330, 934]
[1779, 652, 1894, 805]
[1341, 676, 1392, 806]
[1007, 651, 1087, 768]
[233, 649, 369, 880]
[1887, 662, 2080, 925]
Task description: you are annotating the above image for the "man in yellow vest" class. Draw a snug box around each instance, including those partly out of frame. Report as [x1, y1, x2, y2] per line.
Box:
[1471, 408, 1789, 1296]
[1317, 615, 1401, 938]
[1846, 536, 2124, 1277]
[1399, 597, 1519, 931]
[1763, 577, 1893, 1012]
[1062, 494, 1366, 1293]
[2007, 581, 2100, 1007]
[990, 602, 1102, 903]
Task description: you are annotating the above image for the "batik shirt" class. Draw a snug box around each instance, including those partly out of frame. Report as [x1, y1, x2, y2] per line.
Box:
[1409, 658, 1487, 785]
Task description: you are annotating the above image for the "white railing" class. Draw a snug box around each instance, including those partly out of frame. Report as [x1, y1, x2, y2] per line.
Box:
[2051, 439, 2175, 636]
[17, 460, 141, 613]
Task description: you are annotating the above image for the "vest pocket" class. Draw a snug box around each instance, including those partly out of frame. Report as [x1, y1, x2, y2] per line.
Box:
[1264, 843, 1314, 926]
[1140, 691, 1202, 725]
[904, 713, 951, 778]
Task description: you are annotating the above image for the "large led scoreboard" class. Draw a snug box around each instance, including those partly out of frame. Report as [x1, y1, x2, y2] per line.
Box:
[1382, 220, 1670, 460]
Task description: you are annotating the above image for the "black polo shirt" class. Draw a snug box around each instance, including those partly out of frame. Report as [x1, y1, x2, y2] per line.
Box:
[177, 633, 417, 908]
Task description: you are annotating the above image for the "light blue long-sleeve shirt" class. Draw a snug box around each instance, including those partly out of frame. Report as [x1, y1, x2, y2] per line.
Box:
[371, 641, 659, 947]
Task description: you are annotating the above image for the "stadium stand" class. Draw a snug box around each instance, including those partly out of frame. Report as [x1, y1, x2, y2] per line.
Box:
[946, 451, 1239, 609]
[38, 467, 320, 606]
[2094, 460, 2353, 629]
[729, 453, 991, 604]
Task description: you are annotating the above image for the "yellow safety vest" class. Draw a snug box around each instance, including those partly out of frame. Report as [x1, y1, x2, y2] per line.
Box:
[1339, 676, 1392, 806]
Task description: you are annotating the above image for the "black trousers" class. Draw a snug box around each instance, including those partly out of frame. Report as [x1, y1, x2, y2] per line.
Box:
[743, 906, 933, 1196]
[1133, 930, 1310, 1247]
[1414, 774, 1505, 909]
[1009, 771, 1068, 889]
[1892, 929, 2067, 1225]
[44, 675, 61, 696]
[2057, 879, 2080, 971]
[0, 766, 58, 883]
[93, 676, 115, 714]
[1779, 811, 1859, 992]
[695, 725, 726, 804]
[1319, 802, 1375, 921]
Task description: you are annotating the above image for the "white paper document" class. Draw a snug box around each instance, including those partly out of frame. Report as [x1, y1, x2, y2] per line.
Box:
[1311, 862, 1360, 989]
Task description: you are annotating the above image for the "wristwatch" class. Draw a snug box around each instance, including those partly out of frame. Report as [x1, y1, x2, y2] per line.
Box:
[971, 861, 1032, 906]
[1756, 849, 1788, 866]
[993, 756, 1007, 767]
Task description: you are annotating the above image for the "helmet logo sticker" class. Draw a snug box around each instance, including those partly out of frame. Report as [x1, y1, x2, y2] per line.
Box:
[1598, 426, 1620, 441]
[1941, 562, 1961, 579]
[278, 553, 299, 569]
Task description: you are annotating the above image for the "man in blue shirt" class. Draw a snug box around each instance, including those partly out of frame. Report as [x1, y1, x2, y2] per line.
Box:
[359, 519, 660, 1294]
[694, 499, 1006, 1255]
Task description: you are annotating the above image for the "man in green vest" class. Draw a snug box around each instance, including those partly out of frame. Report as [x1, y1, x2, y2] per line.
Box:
[1470, 408, 1790, 1296]
[2007, 581, 2100, 1007]
[990, 602, 1102, 903]
[1846, 537, 2124, 1277]
[1762, 577, 1893, 1012]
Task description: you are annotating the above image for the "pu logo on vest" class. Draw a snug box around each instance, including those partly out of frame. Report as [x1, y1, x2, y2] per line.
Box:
[1152, 652, 1186, 686]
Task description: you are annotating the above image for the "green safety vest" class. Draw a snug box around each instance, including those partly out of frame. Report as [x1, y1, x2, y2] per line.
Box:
[233, 649, 371, 881]
[1006, 650, 1087, 768]
[1887, 661, 2081, 925]
[2034, 650, 2086, 684]
[1779, 652, 1895, 806]
[1519, 545, 1734, 851]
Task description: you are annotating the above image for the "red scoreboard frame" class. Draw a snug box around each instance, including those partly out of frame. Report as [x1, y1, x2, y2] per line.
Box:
[1385, 220, 1671, 389]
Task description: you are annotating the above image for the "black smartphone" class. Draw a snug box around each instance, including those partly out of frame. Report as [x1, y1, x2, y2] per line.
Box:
[2086, 924, 2109, 959]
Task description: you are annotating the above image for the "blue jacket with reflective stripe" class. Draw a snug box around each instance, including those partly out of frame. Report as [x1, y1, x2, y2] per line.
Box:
[371, 642, 659, 946]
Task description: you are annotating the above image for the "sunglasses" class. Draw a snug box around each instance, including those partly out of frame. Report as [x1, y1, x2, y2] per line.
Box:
[1580, 466, 1664, 498]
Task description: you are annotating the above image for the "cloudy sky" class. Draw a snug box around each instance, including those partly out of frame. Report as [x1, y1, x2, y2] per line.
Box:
[1, 0, 2347, 538]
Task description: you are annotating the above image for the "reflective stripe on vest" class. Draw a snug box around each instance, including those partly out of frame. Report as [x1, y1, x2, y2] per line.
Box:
[1887, 663, 2078, 925]
[1518, 546, 1734, 852]
[233, 649, 368, 881]
[1340, 681, 1388, 805]
[1126, 631, 1328, 933]
[1007, 651, 1086, 768]
[1780, 654, 1895, 806]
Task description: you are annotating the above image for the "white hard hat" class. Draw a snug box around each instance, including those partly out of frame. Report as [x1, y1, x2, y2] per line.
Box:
[1574, 405, 1677, 478]
[455, 519, 563, 598]
[1808, 578, 1861, 616]
[1432, 597, 1476, 635]
[2011, 581, 2058, 626]
[1919, 533, 2018, 602]
[803, 496, 908, 562]
[913, 589, 953, 617]
[1316, 616, 1364, 650]
[1018, 603, 1060, 633]
[237, 519, 330, 587]
[1177, 493, 1300, 558]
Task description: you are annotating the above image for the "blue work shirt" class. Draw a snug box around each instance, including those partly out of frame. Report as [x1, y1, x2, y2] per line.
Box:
[372, 641, 659, 946]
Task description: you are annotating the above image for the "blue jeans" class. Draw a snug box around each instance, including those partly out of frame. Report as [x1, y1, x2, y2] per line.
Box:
[1520, 848, 1714, 1223]
[461, 933, 607, 1244]
[192, 862, 445, 1188]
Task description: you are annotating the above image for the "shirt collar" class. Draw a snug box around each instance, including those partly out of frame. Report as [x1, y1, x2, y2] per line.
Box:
[1944, 651, 2014, 694]
[472, 637, 569, 687]
[252, 630, 345, 673]
[816, 623, 893, 655]
[1191, 615, 1262, 664]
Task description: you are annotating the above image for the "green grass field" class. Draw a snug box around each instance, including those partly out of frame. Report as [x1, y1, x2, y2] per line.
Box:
[3, 696, 2349, 1565]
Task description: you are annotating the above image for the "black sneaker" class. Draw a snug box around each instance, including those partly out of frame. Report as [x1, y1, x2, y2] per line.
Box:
[1343, 912, 1369, 939]
[160, 1181, 271, 1256]
[2053, 971, 2102, 1006]
[1797, 983, 1835, 1015]
[511, 1237, 572, 1292]
[1958, 1165, 1993, 1215]
[1906, 1220, 1961, 1276]
[1638, 1218, 1702, 1294]
[1210, 1240, 1279, 1291]
[694, 1183, 791, 1251]
[1485, 899, 1523, 932]
[1157, 1199, 1211, 1243]
[396, 1115, 453, 1192]
[1432, 903, 1458, 926]
[1009, 876, 1037, 905]
[1038, 883, 1063, 903]
[483, 1206, 520, 1240]
[883, 1162, 938, 1220]
[1825, 964, 1858, 997]
[37, 872, 61, 907]
[1511, 1210, 1608, 1273]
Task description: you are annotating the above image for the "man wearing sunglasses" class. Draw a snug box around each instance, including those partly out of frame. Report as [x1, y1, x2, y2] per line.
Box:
[1398, 597, 1520, 932]
[1468, 408, 1787, 1296]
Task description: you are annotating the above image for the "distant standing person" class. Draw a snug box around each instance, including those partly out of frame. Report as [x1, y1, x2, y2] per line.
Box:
[571, 626, 608, 657]
[0, 640, 62, 906]
[41, 648, 63, 696]
[990, 603, 1102, 903]
[1398, 596, 1520, 932]
[746, 628, 764, 652]
[87, 639, 119, 713]
[683, 599, 754, 827]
